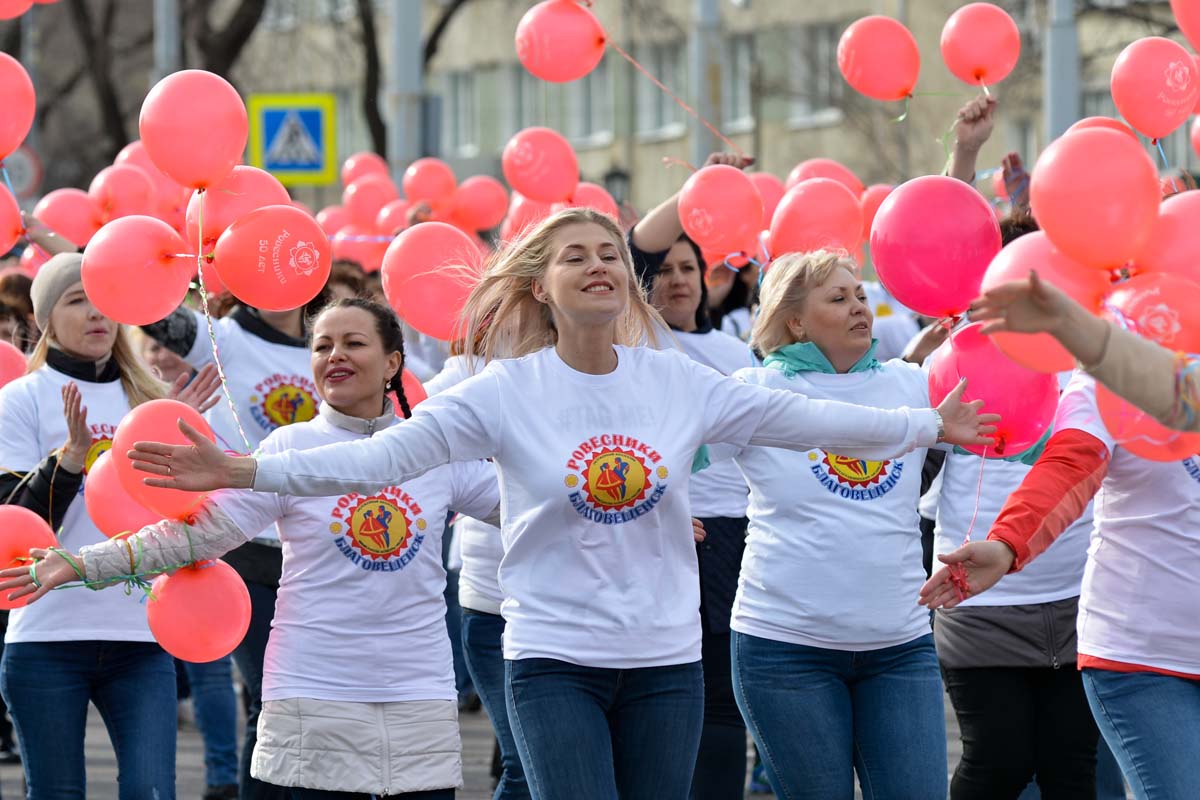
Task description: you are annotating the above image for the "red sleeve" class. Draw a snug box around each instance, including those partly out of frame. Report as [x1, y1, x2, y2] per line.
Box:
[987, 428, 1110, 571]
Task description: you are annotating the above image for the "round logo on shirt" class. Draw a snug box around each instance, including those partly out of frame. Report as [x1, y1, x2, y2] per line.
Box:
[249, 374, 319, 431]
[564, 436, 669, 524]
[83, 436, 113, 474]
[809, 451, 904, 501]
[329, 486, 428, 572]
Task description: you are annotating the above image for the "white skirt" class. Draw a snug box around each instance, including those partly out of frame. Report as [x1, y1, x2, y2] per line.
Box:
[252, 697, 462, 794]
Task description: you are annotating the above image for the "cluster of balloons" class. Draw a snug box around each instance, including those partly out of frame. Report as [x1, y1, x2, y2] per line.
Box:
[0, 52, 36, 256]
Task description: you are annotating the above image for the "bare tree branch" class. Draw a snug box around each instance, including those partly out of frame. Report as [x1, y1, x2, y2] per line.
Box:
[355, 0, 387, 157]
[187, 0, 268, 80]
[423, 0, 472, 68]
[65, 0, 129, 158]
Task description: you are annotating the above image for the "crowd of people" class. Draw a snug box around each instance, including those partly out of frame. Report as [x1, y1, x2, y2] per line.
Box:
[0, 93, 1194, 800]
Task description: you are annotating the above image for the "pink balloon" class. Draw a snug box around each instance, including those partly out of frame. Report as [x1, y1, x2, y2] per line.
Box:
[837, 16, 921, 102]
[111, 399, 215, 519]
[19, 245, 45, 277]
[0, 185, 21, 255]
[515, 0, 607, 83]
[769, 178, 862, 258]
[148, 560, 250, 663]
[84, 451, 162, 539]
[403, 158, 457, 208]
[212, 205, 331, 312]
[555, 182, 618, 220]
[929, 323, 1059, 457]
[185, 165, 290, 250]
[33, 188, 102, 247]
[981, 231, 1114, 372]
[786, 158, 865, 196]
[331, 223, 388, 273]
[1097, 383, 1200, 461]
[381, 222, 484, 341]
[1174, 0, 1200, 53]
[88, 165, 157, 223]
[343, 174, 400, 228]
[0, 52, 34, 159]
[502, 192, 553, 240]
[748, 173, 785, 230]
[451, 176, 508, 232]
[81, 216, 192, 325]
[0, 340, 25, 388]
[375, 199, 411, 236]
[139, 70, 247, 189]
[400, 368, 427, 409]
[940, 3, 1021, 87]
[316, 205, 351, 236]
[679, 165, 764, 255]
[115, 140, 191, 226]
[0, 506, 55, 610]
[859, 184, 893, 241]
[1065, 116, 1139, 141]
[870, 175, 1001, 317]
[340, 152, 389, 187]
[1110, 37, 1200, 140]
[1135, 190, 1200, 283]
[502, 127, 578, 204]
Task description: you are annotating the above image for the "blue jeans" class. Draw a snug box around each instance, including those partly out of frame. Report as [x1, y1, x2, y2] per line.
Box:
[461, 610, 529, 800]
[184, 655, 240, 787]
[1083, 668, 1200, 800]
[505, 657, 703, 800]
[0, 640, 177, 799]
[443, 569, 473, 698]
[232, 579, 289, 800]
[732, 631, 947, 800]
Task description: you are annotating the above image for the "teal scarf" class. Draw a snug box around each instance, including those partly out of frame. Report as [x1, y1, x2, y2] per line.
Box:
[764, 340, 882, 376]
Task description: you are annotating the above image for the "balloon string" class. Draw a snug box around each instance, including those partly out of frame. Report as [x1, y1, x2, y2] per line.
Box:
[606, 39, 748, 160]
[19, 530, 207, 600]
[948, 444, 989, 602]
[892, 95, 912, 123]
[1154, 140, 1180, 194]
[0, 163, 16, 198]
[661, 157, 698, 173]
[980, 81, 991, 98]
[194, 190, 252, 454]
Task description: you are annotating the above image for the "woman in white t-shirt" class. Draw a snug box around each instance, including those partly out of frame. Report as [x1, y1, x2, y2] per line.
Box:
[724, 250, 952, 800]
[62, 209, 995, 800]
[0, 253, 218, 798]
[8, 298, 500, 799]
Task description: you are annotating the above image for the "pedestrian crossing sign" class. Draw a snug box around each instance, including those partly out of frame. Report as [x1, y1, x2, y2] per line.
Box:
[248, 93, 337, 186]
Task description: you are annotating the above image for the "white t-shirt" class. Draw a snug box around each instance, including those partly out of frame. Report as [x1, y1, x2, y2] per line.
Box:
[935, 452, 1091, 607]
[720, 307, 753, 341]
[0, 366, 155, 643]
[730, 361, 932, 651]
[1056, 372, 1200, 675]
[676, 330, 754, 519]
[213, 409, 499, 702]
[252, 345, 940, 668]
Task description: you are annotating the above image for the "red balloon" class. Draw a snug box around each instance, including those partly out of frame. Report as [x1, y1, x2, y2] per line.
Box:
[786, 158, 865, 196]
[340, 151, 389, 187]
[343, 174, 400, 228]
[0, 506, 56, 610]
[554, 182, 619, 220]
[0, 1, 32, 19]
[502, 192, 553, 240]
[870, 175, 1001, 317]
[82, 216, 192, 325]
[981, 231, 1114, 372]
[33, 188, 102, 247]
[139, 70, 247, 189]
[679, 165, 764, 255]
[111, 399, 215, 519]
[769, 178, 862, 258]
[0, 52, 33, 159]
[940, 3, 1021, 87]
[401, 368, 427, 409]
[502, 127, 578, 204]
[928, 323, 1059, 457]
[1098, 383, 1200, 461]
[1111, 37, 1200, 140]
[212, 205, 331, 312]
[515, 0, 607, 83]
[859, 184, 893, 241]
[381, 222, 484, 341]
[1030, 129, 1159, 269]
[315, 205, 351, 237]
[837, 16, 921, 102]
[748, 173, 785, 230]
[84, 451, 162, 539]
[1174, 0, 1200, 53]
[88, 165, 157, 223]
[331, 224, 389, 272]
[1065, 116, 1138, 141]
[403, 158, 457, 208]
[451, 176, 508, 232]
[375, 199, 411, 236]
[0, 185, 20, 255]
[290, 199, 313, 216]
[185, 166, 289, 250]
[19, 245, 45, 277]
[115, 140, 190, 226]
[0, 340, 25, 388]
[147, 560, 251, 663]
[1135, 190, 1200, 283]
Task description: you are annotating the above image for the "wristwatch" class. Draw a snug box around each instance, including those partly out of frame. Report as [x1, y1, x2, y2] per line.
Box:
[932, 409, 946, 443]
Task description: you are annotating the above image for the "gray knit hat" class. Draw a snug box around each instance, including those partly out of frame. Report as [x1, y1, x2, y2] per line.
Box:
[31, 253, 84, 331]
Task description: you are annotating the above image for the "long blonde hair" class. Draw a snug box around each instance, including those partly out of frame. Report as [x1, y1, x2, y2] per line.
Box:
[29, 325, 167, 408]
[460, 208, 665, 364]
[750, 250, 858, 355]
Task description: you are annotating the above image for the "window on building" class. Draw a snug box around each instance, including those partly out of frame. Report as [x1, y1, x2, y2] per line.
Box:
[790, 23, 843, 123]
[512, 65, 547, 134]
[569, 57, 612, 144]
[723, 33, 755, 128]
[445, 71, 478, 156]
[636, 41, 686, 135]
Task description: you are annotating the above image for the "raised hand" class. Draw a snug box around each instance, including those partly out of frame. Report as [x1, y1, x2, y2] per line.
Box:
[918, 540, 1015, 609]
[167, 363, 223, 414]
[128, 418, 256, 492]
[60, 383, 91, 473]
[0, 547, 82, 604]
[935, 378, 1001, 448]
[953, 96, 998, 154]
[970, 271, 1073, 337]
[1001, 152, 1030, 213]
[703, 152, 756, 171]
